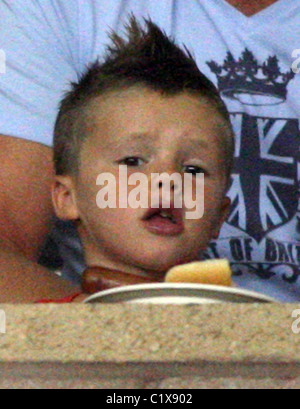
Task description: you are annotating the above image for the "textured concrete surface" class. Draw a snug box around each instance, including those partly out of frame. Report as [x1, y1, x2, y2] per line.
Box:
[0, 303, 299, 388]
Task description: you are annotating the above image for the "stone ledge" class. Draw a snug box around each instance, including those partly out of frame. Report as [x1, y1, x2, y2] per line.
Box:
[0, 303, 299, 388]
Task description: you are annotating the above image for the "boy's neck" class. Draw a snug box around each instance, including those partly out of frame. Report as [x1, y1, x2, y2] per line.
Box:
[225, 0, 278, 16]
[81, 234, 167, 283]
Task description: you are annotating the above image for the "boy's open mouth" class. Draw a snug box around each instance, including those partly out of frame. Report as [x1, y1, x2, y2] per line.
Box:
[142, 205, 184, 236]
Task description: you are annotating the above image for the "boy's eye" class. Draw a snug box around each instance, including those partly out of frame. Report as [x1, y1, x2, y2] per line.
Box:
[118, 157, 145, 167]
[183, 165, 206, 176]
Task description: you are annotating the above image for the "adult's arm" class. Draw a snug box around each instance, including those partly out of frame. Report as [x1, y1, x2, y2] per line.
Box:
[0, 135, 78, 303]
[0, 1, 82, 301]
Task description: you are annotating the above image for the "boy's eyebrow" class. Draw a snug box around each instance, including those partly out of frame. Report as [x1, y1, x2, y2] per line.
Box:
[112, 132, 213, 152]
[178, 136, 211, 153]
[120, 132, 211, 146]
[184, 139, 209, 149]
[120, 133, 151, 143]
[112, 132, 154, 149]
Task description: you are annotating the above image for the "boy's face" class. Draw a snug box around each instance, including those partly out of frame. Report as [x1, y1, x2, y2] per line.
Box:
[53, 87, 231, 279]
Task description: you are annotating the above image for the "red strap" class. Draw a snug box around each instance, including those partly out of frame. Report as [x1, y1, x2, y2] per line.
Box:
[35, 293, 82, 304]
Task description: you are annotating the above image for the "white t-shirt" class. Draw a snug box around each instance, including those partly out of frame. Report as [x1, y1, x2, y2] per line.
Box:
[0, 0, 299, 301]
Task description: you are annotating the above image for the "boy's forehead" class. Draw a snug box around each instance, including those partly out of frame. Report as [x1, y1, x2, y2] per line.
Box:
[85, 87, 227, 150]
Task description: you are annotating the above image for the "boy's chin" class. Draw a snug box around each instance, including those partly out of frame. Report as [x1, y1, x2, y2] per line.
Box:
[131, 252, 199, 276]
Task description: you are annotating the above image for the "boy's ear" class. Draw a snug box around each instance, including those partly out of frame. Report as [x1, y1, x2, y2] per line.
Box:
[52, 176, 80, 221]
[211, 196, 231, 240]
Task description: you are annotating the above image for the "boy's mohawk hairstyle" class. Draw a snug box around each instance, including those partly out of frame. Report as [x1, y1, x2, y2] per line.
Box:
[69, 16, 221, 101]
[105, 16, 211, 92]
[105, 17, 201, 88]
[54, 16, 233, 176]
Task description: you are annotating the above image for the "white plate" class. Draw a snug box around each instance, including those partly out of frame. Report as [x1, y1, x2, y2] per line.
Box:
[84, 283, 277, 305]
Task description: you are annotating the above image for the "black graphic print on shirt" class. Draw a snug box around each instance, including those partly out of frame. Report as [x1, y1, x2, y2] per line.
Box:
[228, 113, 299, 243]
[206, 48, 300, 284]
[207, 49, 295, 106]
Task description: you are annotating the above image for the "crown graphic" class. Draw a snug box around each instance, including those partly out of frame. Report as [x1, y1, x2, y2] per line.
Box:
[207, 49, 295, 106]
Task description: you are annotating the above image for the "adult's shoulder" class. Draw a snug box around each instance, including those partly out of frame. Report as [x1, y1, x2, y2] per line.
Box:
[0, 0, 82, 147]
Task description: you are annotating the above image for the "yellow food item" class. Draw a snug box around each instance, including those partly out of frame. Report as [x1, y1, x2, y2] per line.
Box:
[165, 259, 232, 287]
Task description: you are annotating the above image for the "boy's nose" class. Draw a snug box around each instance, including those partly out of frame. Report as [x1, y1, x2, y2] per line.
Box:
[147, 161, 182, 200]
[158, 180, 176, 190]
[150, 172, 183, 208]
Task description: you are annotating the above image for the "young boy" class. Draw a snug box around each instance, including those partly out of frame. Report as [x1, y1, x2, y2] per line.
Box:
[47, 18, 234, 302]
